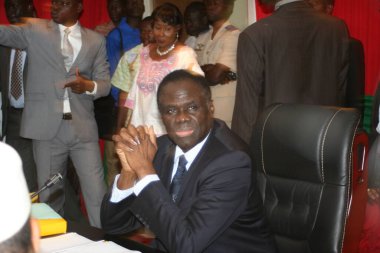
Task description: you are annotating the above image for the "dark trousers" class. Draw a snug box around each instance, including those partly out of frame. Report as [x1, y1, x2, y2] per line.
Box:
[6, 107, 38, 192]
[368, 135, 380, 188]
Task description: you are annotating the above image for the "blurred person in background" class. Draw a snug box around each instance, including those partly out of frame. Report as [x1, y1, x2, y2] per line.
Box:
[107, 15, 155, 185]
[183, 1, 209, 49]
[101, 0, 145, 186]
[195, 0, 239, 128]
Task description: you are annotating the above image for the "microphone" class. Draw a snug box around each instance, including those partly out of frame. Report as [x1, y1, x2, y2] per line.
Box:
[30, 173, 63, 199]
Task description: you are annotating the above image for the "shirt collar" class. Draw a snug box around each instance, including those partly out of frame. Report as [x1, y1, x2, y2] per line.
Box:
[209, 20, 231, 36]
[174, 131, 211, 167]
[119, 17, 139, 32]
[58, 21, 80, 34]
[275, 0, 303, 10]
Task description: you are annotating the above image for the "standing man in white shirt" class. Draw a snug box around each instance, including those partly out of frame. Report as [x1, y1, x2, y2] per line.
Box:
[0, 0, 37, 192]
[0, 0, 110, 228]
[195, 0, 239, 128]
[184, 1, 209, 49]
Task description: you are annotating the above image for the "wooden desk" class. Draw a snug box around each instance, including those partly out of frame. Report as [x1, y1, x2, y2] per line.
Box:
[67, 222, 164, 253]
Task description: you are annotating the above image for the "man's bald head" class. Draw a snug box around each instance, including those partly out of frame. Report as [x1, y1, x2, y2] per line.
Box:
[306, 0, 334, 15]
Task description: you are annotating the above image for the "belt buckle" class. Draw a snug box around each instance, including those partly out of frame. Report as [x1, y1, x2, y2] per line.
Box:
[62, 113, 72, 120]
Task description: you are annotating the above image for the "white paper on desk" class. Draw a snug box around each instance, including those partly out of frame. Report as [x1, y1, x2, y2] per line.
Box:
[54, 240, 141, 253]
[40, 232, 141, 253]
[40, 232, 93, 253]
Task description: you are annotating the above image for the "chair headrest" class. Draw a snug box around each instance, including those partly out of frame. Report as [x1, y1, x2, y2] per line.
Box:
[251, 104, 360, 185]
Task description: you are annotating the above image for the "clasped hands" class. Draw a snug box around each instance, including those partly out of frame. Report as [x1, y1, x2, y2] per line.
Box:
[64, 68, 94, 94]
[113, 125, 158, 188]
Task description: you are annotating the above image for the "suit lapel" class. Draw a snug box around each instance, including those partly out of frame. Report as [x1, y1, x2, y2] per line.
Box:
[71, 26, 89, 71]
[47, 20, 66, 72]
[160, 145, 176, 189]
[23, 53, 28, 88]
[1, 47, 12, 95]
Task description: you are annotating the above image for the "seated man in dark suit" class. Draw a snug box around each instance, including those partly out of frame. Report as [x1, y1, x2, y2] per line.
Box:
[101, 70, 277, 253]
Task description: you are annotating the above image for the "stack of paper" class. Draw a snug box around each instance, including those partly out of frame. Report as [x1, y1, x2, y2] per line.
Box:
[31, 203, 67, 237]
[40, 233, 141, 253]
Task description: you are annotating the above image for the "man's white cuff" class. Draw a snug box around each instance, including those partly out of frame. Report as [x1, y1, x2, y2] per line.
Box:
[85, 81, 98, 95]
[134, 174, 160, 196]
[110, 174, 134, 203]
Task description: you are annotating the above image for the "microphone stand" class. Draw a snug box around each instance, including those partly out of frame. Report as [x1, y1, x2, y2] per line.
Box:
[30, 173, 63, 199]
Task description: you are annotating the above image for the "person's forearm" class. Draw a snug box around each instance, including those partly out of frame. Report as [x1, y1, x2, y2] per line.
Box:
[201, 64, 230, 85]
[133, 162, 156, 181]
[116, 107, 128, 134]
[117, 170, 137, 190]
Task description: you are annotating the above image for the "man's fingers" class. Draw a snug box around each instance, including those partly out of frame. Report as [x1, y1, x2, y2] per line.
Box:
[119, 128, 139, 146]
[115, 148, 132, 170]
[148, 126, 157, 148]
[126, 125, 142, 145]
[136, 126, 147, 142]
[76, 67, 80, 77]
[64, 82, 74, 88]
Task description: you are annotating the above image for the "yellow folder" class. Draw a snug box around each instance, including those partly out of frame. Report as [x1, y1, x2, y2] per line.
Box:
[31, 203, 67, 237]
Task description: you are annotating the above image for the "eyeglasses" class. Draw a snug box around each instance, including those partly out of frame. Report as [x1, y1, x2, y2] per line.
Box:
[51, 0, 72, 7]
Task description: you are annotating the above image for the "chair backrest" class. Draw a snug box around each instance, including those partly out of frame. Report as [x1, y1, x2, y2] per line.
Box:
[251, 104, 367, 253]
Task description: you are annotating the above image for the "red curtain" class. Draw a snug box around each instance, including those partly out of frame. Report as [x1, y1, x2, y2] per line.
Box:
[0, 0, 109, 29]
[255, 0, 380, 95]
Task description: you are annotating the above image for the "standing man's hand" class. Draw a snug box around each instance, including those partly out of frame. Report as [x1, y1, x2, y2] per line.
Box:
[64, 68, 95, 93]
[201, 63, 232, 86]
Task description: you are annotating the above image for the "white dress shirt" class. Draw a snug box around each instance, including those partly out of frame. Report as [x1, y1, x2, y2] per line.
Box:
[275, 0, 303, 10]
[110, 132, 211, 203]
[58, 22, 97, 113]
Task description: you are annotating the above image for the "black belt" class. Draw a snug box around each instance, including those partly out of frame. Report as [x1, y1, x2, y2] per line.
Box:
[9, 106, 24, 112]
[62, 113, 72, 120]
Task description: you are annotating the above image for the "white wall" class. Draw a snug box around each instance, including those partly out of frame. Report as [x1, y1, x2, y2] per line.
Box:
[230, 0, 249, 30]
[143, 0, 154, 17]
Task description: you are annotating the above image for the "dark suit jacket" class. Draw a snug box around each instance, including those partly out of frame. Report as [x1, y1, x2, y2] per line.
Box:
[0, 19, 110, 141]
[370, 83, 380, 143]
[0, 46, 10, 138]
[346, 37, 365, 119]
[0, 45, 28, 138]
[232, 1, 349, 143]
[101, 120, 277, 253]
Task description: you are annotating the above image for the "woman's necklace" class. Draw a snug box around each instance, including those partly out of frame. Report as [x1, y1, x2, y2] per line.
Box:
[156, 38, 178, 56]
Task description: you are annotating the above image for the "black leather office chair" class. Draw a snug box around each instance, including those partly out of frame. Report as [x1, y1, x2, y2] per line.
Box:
[251, 104, 368, 253]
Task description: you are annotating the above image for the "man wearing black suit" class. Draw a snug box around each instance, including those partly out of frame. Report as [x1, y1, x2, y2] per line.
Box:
[231, 0, 349, 143]
[101, 70, 277, 253]
[0, 0, 37, 192]
[307, 0, 365, 117]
